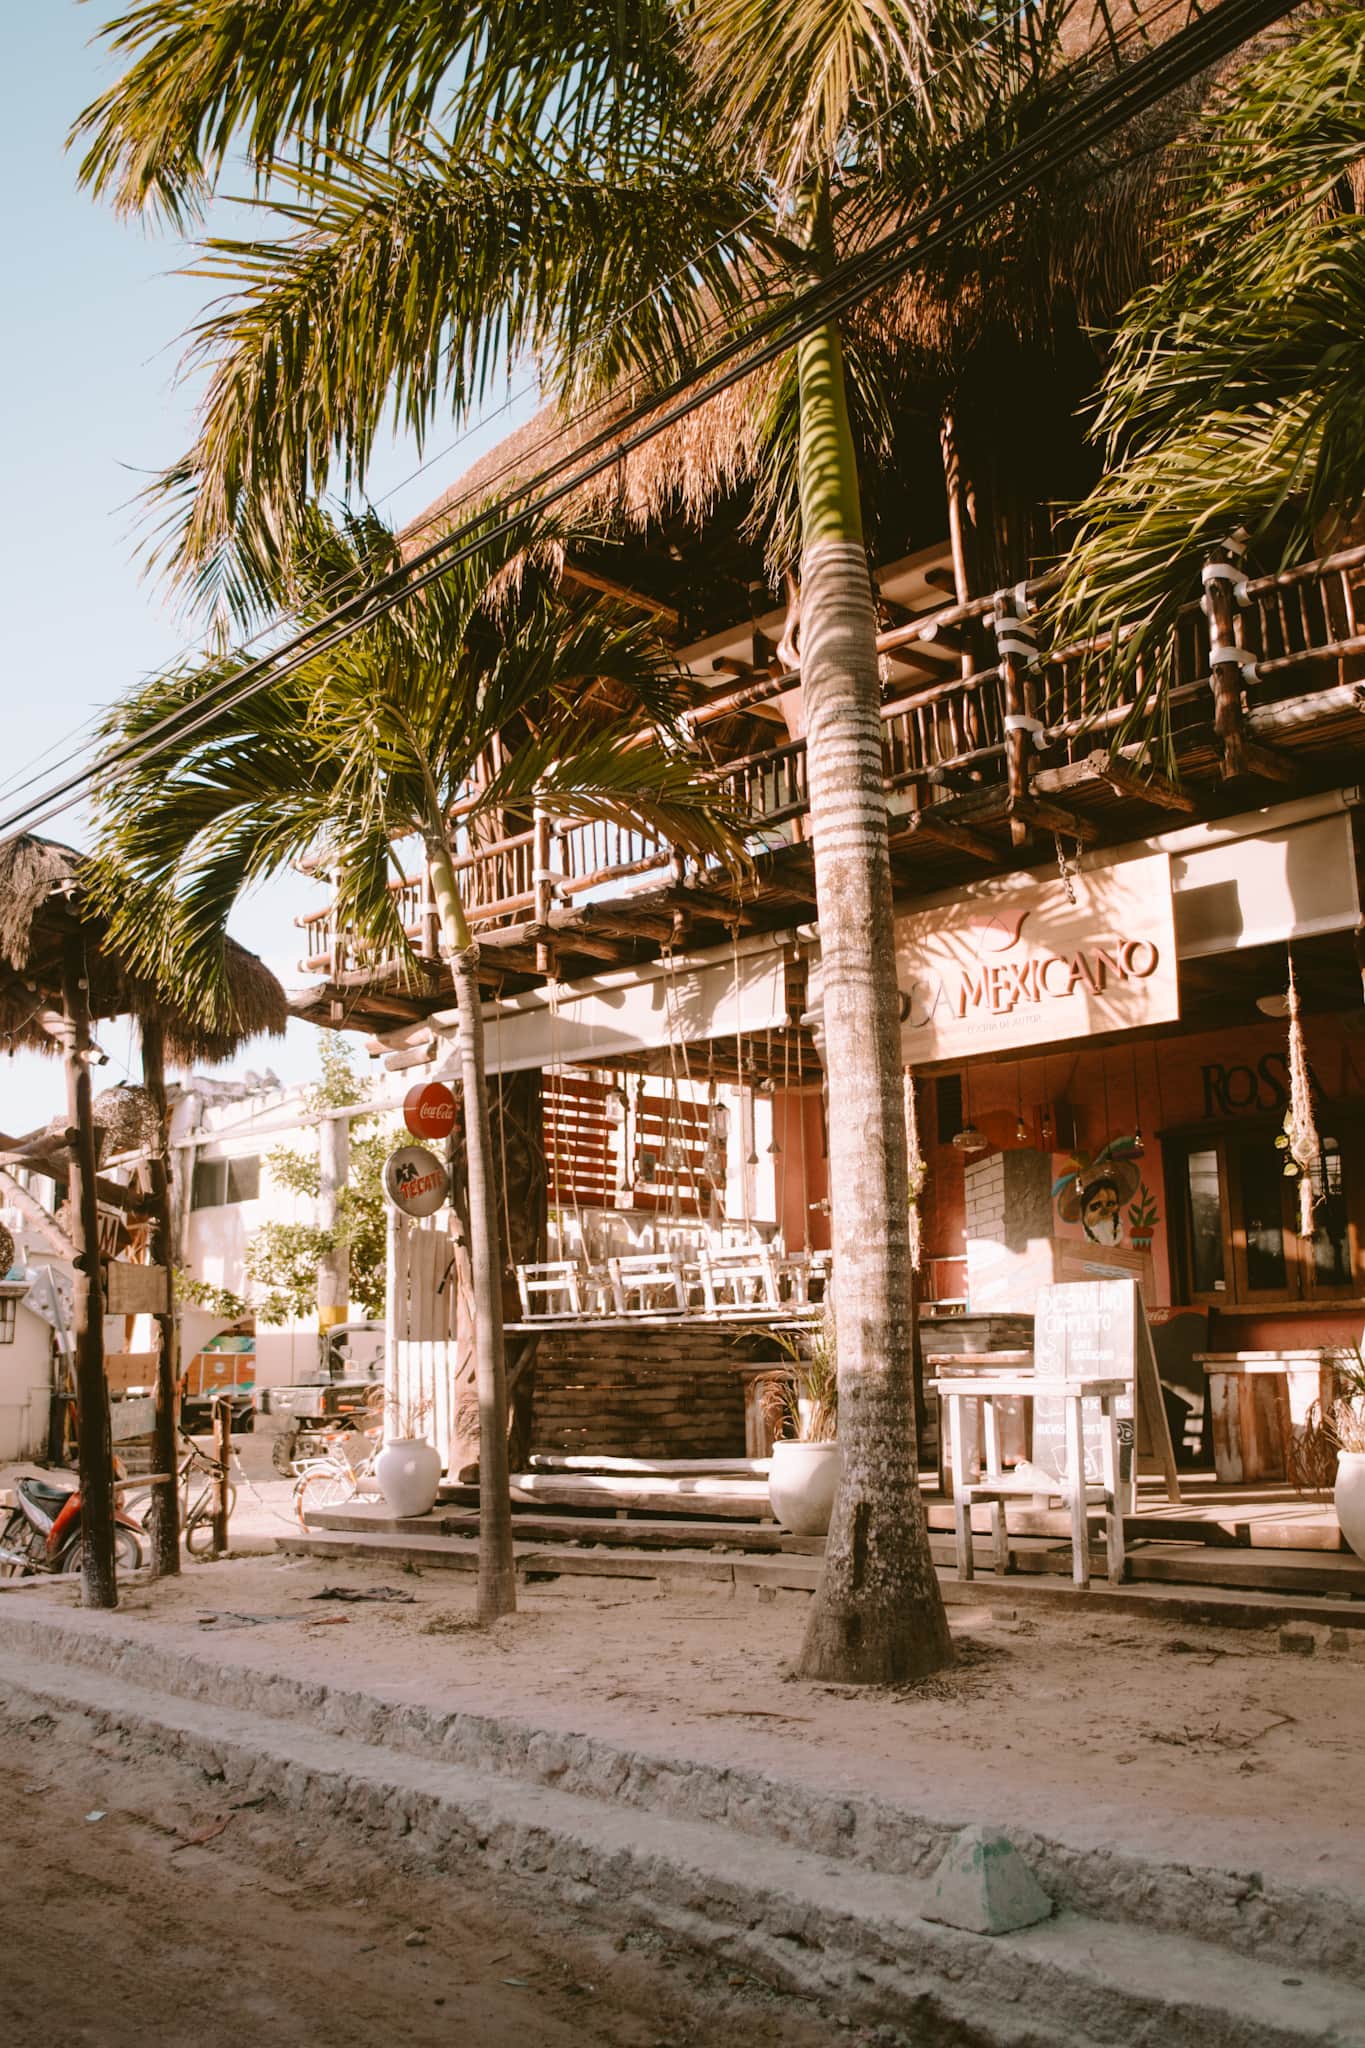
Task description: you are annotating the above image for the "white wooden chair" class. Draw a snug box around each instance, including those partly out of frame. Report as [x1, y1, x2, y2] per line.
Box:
[514, 1260, 587, 1320]
[698, 1243, 780, 1314]
[607, 1251, 688, 1316]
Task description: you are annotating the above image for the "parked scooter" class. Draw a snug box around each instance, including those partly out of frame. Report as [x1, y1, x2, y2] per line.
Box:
[0, 1470, 145, 1577]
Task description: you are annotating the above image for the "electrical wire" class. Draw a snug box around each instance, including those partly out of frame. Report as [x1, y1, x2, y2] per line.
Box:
[3, 0, 1291, 843]
[0, 0, 1076, 818]
[12, 0, 1201, 838]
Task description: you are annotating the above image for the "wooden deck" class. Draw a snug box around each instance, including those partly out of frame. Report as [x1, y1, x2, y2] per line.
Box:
[289, 1460, 1364, 1611]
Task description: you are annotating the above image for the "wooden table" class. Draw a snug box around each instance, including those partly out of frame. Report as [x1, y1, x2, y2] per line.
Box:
[928, 1372, 1129, 1588]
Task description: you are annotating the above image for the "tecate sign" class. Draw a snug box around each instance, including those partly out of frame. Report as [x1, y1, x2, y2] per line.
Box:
[383, 1144, 450, 1217]
[403, 1080, 457, 1141]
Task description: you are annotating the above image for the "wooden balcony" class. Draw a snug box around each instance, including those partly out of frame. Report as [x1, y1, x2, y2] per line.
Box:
[294, 544, 1365, 1033]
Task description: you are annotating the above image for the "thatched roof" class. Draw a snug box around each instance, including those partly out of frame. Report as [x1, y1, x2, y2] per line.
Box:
[406, 20, 1234, 583]
[0, 835, 287, 1067]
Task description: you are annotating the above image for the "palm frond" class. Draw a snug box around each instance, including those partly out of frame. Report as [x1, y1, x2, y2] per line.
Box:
[73, 0, 683, 225]
[1052, 5, 1365, 718]
[143, 134, 761, 619]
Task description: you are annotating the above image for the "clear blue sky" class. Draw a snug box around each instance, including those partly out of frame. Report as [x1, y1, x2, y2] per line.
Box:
[0, 5, 531, 1131]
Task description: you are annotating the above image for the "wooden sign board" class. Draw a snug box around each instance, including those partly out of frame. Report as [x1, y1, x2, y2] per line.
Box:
[105, 1350, 158, 1394]
[104, 1260, 170, 1316]
[1031, 1279, 1181, 1502]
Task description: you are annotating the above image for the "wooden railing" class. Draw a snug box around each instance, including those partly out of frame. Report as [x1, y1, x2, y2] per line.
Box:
[298, 544, 1365, 978]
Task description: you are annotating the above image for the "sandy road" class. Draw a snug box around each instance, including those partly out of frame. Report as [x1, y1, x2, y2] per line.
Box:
[0, 1734, 868, 2048]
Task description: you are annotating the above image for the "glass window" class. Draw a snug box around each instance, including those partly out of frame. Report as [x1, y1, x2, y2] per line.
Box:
[1310, 1140, 1351, 1287]
[226, 1156, 260, 1203]
[1238, 1140, 1288, 1292]
[1186, 1149, 1225, 1293]
[191, 1156, 260, 1209]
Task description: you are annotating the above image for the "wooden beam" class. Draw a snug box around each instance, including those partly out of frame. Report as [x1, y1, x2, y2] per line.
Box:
[1010, 795, 1101, 845]
[560, 563, 680, 631]
[906, 812, 1001, 863]
[1085, 750, 1198, 814]
[1239, 739, 1298, 785]
[575, 906, 676, 944]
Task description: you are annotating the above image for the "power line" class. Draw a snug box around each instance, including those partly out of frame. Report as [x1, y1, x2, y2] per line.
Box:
[2, 0, 1182, 823]
[5, 0, 1291, 842]
[0, 0, 1073, 816]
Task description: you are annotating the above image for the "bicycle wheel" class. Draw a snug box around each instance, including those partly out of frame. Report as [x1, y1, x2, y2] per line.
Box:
[184, 1479, 238, 1557]
[293, 1466, 357, 1528]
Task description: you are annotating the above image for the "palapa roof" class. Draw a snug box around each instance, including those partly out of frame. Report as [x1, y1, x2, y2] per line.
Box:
[0, 834, 287, 1066]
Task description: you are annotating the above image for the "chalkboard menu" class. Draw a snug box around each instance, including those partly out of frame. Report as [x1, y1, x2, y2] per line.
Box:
[1030, 1279, 1180, 1502]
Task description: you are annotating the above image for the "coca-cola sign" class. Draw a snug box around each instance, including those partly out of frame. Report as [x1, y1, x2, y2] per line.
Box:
[403, 1081, 456, 1142]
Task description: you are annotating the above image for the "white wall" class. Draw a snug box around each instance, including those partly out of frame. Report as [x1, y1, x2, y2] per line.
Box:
[0, 1304, 52, 1463]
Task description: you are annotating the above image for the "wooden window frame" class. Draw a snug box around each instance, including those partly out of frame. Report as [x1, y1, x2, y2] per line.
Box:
[1165, 1117, 1364, 1310]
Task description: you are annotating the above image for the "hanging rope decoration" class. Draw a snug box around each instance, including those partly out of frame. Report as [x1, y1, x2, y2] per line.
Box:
[904, 1070, 925, 1273]
[1280, 958, 1323, 1237]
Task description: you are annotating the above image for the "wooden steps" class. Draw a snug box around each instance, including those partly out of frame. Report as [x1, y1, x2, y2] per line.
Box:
[277, 1524, 1365, 1631]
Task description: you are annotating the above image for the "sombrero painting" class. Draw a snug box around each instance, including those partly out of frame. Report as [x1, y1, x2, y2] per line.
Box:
[1052, 1138, 1143, 1245]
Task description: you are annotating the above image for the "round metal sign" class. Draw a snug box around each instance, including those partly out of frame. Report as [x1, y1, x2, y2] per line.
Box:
[403, 1080, 457, 1142]
[383, 1144, 450, 1217]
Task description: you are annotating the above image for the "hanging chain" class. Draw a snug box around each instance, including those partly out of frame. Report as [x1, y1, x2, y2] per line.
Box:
[1053, 831, 1079, 907]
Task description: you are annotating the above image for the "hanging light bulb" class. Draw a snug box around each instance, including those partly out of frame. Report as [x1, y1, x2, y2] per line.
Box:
[952, 1070, 984, 1152]
[1015, 1113, 1029, 1144]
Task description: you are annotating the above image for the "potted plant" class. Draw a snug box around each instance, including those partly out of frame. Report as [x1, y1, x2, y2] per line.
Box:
[374, 1393, 442, 1518]
[763, 1314, 843, 1538]
[1326, 1346, 1365, 1562]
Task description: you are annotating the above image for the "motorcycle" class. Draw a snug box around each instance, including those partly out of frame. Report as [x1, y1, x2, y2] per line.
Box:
[0, 1469, 145, 1578]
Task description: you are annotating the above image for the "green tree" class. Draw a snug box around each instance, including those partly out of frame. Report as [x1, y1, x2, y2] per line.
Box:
[74, 0, 1147, 1680]
[1055, 10, 1365, 726]
[93, 507, 739, 1621]
[244, 1035, 394, 1324]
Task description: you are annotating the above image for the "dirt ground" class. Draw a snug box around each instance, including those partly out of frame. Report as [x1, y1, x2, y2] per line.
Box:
[0, 1732, 881, 2048]
[8, 1547, 1363, 1903]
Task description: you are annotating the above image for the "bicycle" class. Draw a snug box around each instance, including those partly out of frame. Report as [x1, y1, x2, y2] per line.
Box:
[124, 1429, 238, 1557]
[292, 1426, 381, 1528]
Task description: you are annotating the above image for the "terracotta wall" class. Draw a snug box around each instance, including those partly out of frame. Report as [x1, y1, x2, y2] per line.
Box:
[918, 1008, 1365, 1332]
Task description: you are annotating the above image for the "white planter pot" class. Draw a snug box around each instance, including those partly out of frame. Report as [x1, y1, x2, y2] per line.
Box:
[768, 1438, 843, 1537]
[375, 1436, 442, 1519]
[1335, 1450, 1365, 1563]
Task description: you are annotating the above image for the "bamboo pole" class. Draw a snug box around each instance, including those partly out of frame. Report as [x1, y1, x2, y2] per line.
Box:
[60, 936, 117, 1609]
[140, 1016, 181, 1578]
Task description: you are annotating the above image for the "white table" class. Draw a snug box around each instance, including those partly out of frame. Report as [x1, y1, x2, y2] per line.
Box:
[928, 1372, 1129, 1588]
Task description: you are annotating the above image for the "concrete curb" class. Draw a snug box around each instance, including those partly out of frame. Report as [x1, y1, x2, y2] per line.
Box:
[0, 1639, 1357, 2048]
[0, 1605, 1360, 1994]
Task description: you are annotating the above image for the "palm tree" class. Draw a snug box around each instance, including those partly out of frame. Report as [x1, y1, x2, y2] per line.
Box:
[74, 0, 1151, 1681]
[1054, 9, 1365, 725]
[92, 507, 742, 1620]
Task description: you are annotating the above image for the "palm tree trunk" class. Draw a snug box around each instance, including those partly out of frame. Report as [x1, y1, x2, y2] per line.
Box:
[428, 841, 517, 1621]
[793, 299, 953, 1686]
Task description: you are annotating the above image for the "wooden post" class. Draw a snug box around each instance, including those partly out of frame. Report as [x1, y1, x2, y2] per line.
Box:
[533, 803, 554, 975]
[1203, 537, 1249, 779]
[211, 1396, 232, 1554]
[140, 1016, 181, 1577]
[317, 1108, 350, 1336]
[61, 936, 117, 1609]
[994, 589, 1041, 847]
